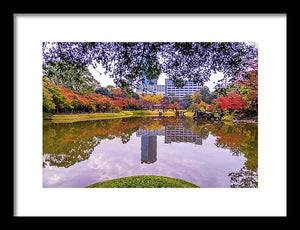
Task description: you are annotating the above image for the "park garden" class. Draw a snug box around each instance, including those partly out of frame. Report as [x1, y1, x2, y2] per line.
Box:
[42, 42, 258, 188]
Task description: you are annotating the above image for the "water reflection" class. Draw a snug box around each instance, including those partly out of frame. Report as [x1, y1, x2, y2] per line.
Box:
[43, 118, 141, 168]
[43, 117, 258, 188]
[141, 136, 157, 164]
[165, 123, 203, 145]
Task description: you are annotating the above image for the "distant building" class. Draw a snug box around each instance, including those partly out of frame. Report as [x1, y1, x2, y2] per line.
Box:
[135, 84, 165, 95]
[143, 78, 158, 86]
[135, 68, 165, 95]
[165, 78, 202, 98]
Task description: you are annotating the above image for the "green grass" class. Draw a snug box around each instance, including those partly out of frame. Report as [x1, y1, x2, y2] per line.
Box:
[222, 115, 235, 121]
[43, 112, 52, 119]
[51, 112, 131, 123]
[85, 175, 199, 188]
[49, 110, 179, 123]
[184, 111, 194, 117]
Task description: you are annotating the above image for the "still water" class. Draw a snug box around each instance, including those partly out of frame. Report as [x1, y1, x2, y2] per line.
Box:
[43, 117, 258, 188]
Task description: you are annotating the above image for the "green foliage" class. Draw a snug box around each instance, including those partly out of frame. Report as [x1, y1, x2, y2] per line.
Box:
[43, 61, 98, 95]
[239, 87, 251, 95]
[214, 113, 220, 118]
[110, 106, 122, 113]
[215, 84, 237, 96]
[95, 87, 113, 98]
[223, 115, 235, 121]
[205, 91, 218, 103]
[43, 86, 55, 112]
[199, 86, 210, 102]
[132, 92, 140, 100]
[187, 103, 200, 112]
[43, 82, 65, 112]
[183, 94, 192, 105]
[191, 91, 203, 104]
[141, 57, 161, 83]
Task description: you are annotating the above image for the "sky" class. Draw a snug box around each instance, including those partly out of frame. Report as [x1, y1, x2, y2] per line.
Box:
[88, 65, 224, 92]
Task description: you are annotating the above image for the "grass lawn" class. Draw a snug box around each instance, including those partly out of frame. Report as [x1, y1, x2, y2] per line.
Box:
[49, 110, 180, 123]
[85, 175, 199, 188]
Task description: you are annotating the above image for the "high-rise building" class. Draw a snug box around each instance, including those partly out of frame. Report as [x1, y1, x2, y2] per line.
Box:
[135, 63, 165, 95]
[165, 78, 202, 98]
[143, 76, 158, 86]
[136, 84, 165, 95]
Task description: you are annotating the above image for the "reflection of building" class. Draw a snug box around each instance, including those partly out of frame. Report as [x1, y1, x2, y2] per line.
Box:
[136, 128, 165, 137]
[164, 124, 202, 145]
[165, 78, 202, 98]
[141, 136, 157, 164]
[136, 122, 202, 164]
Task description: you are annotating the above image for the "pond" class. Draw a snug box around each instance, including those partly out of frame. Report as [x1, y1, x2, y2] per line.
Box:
[43, 116, 258, 188]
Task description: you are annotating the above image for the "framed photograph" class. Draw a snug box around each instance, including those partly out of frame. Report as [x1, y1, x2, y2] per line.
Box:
[13, 13, 287, 217]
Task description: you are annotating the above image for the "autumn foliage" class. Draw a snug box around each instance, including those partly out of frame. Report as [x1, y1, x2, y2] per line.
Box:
[43, 81, 118, 113]
[214, 93, 246, 111]
[43, 82, 161, 113]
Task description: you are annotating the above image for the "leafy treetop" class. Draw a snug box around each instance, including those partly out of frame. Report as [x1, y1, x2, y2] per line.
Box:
[43, 42, 258, 90]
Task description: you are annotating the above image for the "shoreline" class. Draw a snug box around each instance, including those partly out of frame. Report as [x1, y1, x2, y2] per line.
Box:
[44, 110, 193, 123]
[232, 119, 258, 124]
[44, 111, 258, 124]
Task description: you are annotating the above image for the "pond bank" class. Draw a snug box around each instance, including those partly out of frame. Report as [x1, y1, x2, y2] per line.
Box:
[232, 119, 258, 124]
[45, 110, 193, 123]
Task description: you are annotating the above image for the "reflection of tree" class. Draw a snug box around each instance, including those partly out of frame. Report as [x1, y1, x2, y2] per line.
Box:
[43, 118, 141, 168]
[182, 119, 211, 140]
[161, 117, 179, 126]
[228, 166, 258, 188]
[206, 122, 258, 188]
[43, 137, 101, 168]
[140, 119, 163, 130]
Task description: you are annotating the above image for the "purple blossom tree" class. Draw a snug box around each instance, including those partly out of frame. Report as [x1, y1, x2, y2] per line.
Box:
[43, 42, 258, 90]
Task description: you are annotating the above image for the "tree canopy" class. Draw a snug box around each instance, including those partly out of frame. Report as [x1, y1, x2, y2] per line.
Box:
[43, 42, 258, 90]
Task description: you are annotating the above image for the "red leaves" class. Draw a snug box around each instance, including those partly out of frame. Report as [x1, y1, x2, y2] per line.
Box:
[112, 97, 129, 109]
[214, 93, 246, 111]
[167, 102, 180, 110]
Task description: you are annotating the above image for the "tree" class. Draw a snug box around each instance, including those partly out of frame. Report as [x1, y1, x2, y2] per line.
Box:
[183, 94, 192, 108]
[168, 102, 180, 111]
[199, 86, 210, 102]
[43, 42, 258, 89]
[43, 82, 66, 113]
[191, 91, 203, 104]
[214, 92, 246, 111]
[43, 61, 98, 95]
[112, 88, 123, 98]
[43, 82, 55, 112]
[187, 103, 200, 112]
[112, 97, 129, 110]
[131, 92, 140, 100]
[95, 87, 113, 98]
[237, 68, 258, 112]
[142, 93, 163, 110]
[205, 91, 218, 103]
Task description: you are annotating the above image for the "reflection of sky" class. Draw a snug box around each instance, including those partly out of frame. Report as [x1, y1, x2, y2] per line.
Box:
[43, 133, 246, 188]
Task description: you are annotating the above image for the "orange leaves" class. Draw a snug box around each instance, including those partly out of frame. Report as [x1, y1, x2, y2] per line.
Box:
[113, 88, 123, 98]
[167, 102, 180, 110]
[43, 81, 117, 113]
[142, 93, 163, 105]
[112, 97, 129, 109]
[214, 93, 246, 111]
